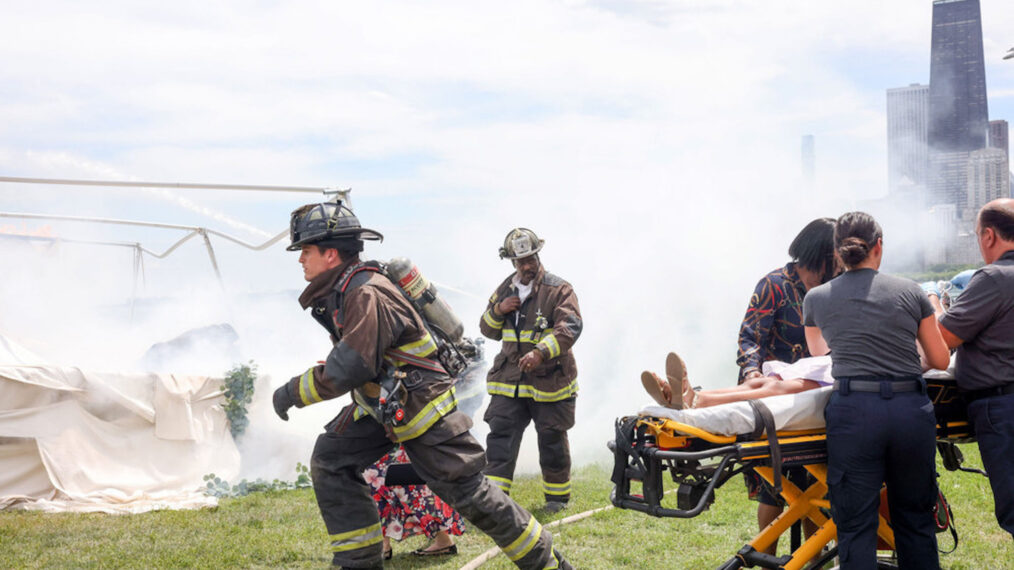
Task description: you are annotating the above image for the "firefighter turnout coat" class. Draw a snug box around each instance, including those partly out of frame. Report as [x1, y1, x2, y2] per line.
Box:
[479, 266, 582, 502]
[480, 267, 582, 402]
[283, 258, 567, 569]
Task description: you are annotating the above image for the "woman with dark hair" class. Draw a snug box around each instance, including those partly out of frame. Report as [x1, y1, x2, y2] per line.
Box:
[804, 211, 950, 569]
[731, 216, 837, 547]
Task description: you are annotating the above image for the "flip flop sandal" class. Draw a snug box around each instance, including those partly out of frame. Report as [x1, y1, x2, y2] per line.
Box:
[641, 371, 672, 407]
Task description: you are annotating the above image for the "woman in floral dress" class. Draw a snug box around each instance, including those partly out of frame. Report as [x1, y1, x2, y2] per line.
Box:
[364, 444, 465, 559]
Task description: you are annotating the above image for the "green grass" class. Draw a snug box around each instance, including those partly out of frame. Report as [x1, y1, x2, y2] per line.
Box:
[2, 448, 1011, 569]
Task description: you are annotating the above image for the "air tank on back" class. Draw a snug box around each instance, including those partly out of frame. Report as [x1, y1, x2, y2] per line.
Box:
[387, 257, 464, 343]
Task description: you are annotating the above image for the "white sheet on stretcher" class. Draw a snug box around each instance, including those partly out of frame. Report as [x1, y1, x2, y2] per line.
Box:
[639, 386, 834, 436]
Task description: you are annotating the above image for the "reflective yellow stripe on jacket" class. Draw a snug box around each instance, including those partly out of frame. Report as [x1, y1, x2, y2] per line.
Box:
[503, 515, 543, 563]
[488, 378, 578, 402]
[330, 522, 382, 552]
[391, 387, 457, 442]
[383, 333, 439, 368]
[501, 329, 546, 344]
[536, 332, 561, 359]
[298, 368, 324, 406]
[483, 308, 504, 330]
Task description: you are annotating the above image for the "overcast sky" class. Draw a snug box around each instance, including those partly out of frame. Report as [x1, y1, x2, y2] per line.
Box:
[1, 1, 1013, 463]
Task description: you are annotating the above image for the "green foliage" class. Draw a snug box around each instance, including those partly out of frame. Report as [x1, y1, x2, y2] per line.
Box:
[204, 463, 312, 498]
[222, 361, 257, 440]
[899, 263, 980, 284]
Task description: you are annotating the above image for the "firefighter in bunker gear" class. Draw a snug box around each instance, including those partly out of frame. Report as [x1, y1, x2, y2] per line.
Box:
[273, 202, 571, 569]
[480, 228, 582, 512]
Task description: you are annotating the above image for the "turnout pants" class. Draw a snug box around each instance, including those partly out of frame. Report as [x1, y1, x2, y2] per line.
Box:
[483, 395, 575, 503]
[311, 404, 563, 569]
[824, 385, 939, 570]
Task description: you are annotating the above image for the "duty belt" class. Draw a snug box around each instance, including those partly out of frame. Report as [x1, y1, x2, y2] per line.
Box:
[963, 383, 1014, 403]
[833, 376, 924, 397]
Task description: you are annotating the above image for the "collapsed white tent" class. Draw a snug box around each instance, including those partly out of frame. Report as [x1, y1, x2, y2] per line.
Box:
[0, 332, 239, 513]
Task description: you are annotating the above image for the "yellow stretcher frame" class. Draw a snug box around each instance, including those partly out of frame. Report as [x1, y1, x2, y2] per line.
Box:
[609, 378, 979, 570]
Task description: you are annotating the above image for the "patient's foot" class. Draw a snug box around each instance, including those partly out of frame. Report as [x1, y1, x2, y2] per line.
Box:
[667, 352, 699, 409]
[665, 350, 689, 407]
[641, 371, 675, 407]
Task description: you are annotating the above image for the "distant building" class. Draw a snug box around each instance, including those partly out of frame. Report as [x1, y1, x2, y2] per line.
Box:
[989, 119, 1009, 160]
[887, 84, 929, 195]
[928, 0, 989, 154]
[965, 148, 1009, 217]
[928, 0, 989, 211]
[801, 135, 815, 190]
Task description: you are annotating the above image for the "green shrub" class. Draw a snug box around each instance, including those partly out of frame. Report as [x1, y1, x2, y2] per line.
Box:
[222, 361, 257, 440]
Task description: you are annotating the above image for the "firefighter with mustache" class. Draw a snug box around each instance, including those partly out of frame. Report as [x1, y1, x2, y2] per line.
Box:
[480, 228, 583, 513]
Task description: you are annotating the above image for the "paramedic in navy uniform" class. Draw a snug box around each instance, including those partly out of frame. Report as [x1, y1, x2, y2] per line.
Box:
[937, 198, 1014, 538]
[803, 212, 950, 569]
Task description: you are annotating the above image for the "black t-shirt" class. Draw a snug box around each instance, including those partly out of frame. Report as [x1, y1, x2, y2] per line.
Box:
[939, 250, 1014, 391]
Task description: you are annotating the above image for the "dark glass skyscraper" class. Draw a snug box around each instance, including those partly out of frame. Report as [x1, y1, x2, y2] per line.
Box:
[928, 0, 989, 153]
[927, 0, 990, 213]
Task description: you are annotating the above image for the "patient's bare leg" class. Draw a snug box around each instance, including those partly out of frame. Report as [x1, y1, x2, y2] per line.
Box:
[692, 378, 820, 408]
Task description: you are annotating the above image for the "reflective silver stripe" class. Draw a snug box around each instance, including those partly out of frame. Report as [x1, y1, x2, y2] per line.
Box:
[397, 333, 438, 357]
[298, 368, 323, 406]
[487, 475, 513, 493]
[329, 522, 382, 552]
[514, 378, 578, 402]
[484, 309, 504, 330]
[502, 329, 519, 342]
[543, 480, 571, 495]
[391, 387, 457, 442]
[487, 382, 517, 397]
[538, 332, 561, 359]
[503, 515, 542, 562]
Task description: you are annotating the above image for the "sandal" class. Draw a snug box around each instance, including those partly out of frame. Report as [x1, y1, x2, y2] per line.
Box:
[665, 352, 687, 410]
[640, 371, 672, 407]
[412, 543, 458, 557]
[383, 548, 393, 560]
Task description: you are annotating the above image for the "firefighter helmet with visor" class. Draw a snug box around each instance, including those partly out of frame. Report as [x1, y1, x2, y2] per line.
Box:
[287, 200, 383, 251]
[499, 227, 544, 260]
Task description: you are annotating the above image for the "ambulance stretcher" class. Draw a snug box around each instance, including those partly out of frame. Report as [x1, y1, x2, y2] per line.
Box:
[609, 377, 980, 570]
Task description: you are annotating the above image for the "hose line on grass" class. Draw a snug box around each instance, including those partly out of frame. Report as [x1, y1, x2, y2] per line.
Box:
[458, 505, 613, 569]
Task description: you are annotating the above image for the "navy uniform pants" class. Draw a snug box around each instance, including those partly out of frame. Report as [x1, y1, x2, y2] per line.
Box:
[311, 404, 565, 569]
[824, 384, 940, 570]
[967, 392, 1014, 537]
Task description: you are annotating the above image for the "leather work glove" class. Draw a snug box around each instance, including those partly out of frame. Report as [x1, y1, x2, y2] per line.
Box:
[273, 384, 294, 421]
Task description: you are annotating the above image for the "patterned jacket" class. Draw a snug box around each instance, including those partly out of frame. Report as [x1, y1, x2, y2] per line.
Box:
[736, 263, 810, 380]
[283, 258, 468, 443]
[479, 266, 582, 402]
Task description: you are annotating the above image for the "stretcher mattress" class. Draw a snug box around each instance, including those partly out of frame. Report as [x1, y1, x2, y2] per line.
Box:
[639, 386, 833, 436]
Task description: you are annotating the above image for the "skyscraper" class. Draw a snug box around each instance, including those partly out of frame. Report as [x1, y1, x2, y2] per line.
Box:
[887, 84, 929, 194]
[928, 0, 989, 212]
[989, 119, 1009, 160]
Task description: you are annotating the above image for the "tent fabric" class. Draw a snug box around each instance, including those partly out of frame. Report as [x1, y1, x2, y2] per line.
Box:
[639, 386, 834, 436]
[0, 333, 239, 513]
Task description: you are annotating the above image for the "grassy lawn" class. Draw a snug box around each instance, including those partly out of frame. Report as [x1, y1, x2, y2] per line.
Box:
[1, 446, 1011, 569]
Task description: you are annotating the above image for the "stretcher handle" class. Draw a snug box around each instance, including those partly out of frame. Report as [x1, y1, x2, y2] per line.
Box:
[646, 445, 739, 461]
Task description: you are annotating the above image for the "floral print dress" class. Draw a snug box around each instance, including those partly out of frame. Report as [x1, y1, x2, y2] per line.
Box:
[363, 445, 466, 540]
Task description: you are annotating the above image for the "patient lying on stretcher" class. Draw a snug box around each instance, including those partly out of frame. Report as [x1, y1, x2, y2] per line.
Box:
[641, 352, 834, 409]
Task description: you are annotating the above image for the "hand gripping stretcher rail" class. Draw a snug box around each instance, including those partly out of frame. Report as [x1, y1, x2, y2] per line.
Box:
[608, 375, 983, 570]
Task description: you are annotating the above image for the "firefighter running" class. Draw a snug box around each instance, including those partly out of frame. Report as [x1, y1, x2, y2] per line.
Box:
[480, 228, 583, 513]
[271, 202, 572, 570]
